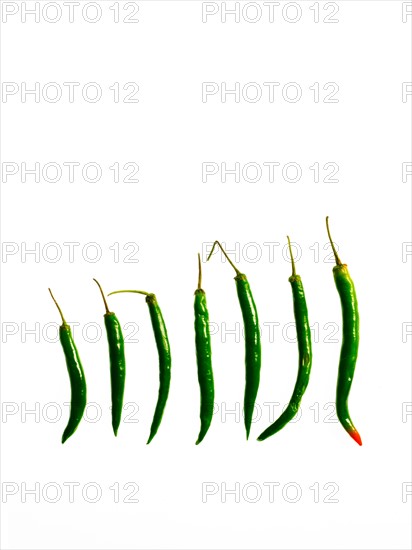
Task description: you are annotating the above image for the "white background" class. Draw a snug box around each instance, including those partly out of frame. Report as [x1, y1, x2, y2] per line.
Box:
[1, 1, 411, 549]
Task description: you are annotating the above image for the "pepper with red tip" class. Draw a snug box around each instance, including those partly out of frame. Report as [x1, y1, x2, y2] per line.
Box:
[326, 217, 362, 446]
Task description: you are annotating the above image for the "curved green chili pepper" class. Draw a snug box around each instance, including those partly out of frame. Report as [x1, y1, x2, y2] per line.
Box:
[49, 289, 87, 444]
[194, 253, 214, 444]
[207, 241, 261, 439]
[94, 279, 126, 437]
[257, 236, 312, 441]
[326, 217, 362, 446]
[108, 289, 171, 444]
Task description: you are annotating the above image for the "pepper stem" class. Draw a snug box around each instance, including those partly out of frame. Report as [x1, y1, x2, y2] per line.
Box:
[93, 278, 110, 314]
[326, 216, 342, 266]
[287, 236, 296, 277]
[48, 288, 67, 326]
[206, 241, 241, 275]
[108, 290, 150, 297]
[197, 253, 202, 290]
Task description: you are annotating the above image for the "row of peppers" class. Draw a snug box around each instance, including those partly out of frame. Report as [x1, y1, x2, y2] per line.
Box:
[49, 217, 362, 446]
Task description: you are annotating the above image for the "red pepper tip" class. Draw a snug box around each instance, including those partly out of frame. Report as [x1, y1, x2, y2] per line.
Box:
[350, 429, 362, 446]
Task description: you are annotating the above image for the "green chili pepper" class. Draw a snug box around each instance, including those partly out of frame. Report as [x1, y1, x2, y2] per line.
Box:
[257, 236, 312, 441]
[194, 253, 214, 445]
[108, 289, 171, 444]
[207, 241, 261, 439]
[326, 217, 362, 446]
[94, 279, 126, 437]
[49, 289, 87, 444]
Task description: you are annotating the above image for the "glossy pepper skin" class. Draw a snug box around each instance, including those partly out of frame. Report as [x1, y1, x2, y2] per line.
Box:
[326, 217, 362, 446]
[60, 324, 87, 443]
[94, 279, 126, 437]
[258, 238, 312, 441]
[145, 293, 172, 444]
[207, 240, 261, 440]
[104, 312, 126, 436]
[235, 273, 261, 439]
[49, 289, 87, 444]
[194, 287, 214, 445]
[333, 264, 361, 445]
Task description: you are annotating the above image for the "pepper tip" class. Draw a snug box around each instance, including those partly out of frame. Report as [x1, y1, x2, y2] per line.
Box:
[350, 430, 362, 446]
